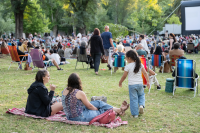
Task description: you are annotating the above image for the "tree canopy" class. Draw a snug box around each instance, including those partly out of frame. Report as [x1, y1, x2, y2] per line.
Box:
[0, 0, 183, 37]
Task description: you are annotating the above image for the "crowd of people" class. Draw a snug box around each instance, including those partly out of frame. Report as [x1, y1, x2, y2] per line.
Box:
[1, 27, 199, 122]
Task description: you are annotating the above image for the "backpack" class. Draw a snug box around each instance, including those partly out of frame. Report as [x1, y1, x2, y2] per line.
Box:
[89, 108, 115, 125]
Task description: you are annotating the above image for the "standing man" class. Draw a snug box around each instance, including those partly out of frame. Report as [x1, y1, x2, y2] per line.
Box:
[101, 26, 114, 70]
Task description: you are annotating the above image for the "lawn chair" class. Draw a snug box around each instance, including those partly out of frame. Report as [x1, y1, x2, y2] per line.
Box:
[173, 59, 199, 97]
[140, 57, 156, 93]
[187, 43, 194, 53]
[170, 55, 181, 67]
[75, 48, 89, 70]
[111, 55, 125, 75]
[8, 45, 28, 70]
[30, 49, 51, 70]
[151, 54, 166, 73]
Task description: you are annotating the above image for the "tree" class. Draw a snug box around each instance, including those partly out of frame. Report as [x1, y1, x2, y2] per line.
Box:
[128, 0, 163, 34]
[167, 14, 181, 24]
[62, 0, 101, 34]
[105, 23, 128, 39]
[0, 0, 30, 38]
[23, 0, 50, 34]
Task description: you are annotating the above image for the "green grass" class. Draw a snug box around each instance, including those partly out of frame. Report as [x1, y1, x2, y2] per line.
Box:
[0, 54, 200, 133]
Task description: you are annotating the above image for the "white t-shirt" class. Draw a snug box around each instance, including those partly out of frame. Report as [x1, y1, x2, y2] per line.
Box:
[50, 53, 60, 65]
[124, 62, 144, 85]
[141, 39, 150, 54]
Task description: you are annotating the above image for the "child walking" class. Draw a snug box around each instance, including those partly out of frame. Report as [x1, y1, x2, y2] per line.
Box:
[119, 50, 150, 118]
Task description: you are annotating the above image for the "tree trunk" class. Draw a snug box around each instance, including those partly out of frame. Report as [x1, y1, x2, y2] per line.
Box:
[78, 27, 85, 35]
[53, 25, 57, 37]
[15, 11, 24, 39]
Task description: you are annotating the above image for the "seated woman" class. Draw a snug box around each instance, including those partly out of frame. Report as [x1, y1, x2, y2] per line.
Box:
[25, 70, 63, 117]
[112, 44, 125, 73]
[62, 73, 129, 122]
[152, 45, 162, 71]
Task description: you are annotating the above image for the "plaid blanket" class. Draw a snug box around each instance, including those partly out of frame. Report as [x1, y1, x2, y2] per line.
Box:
[6, 108, 128, 128]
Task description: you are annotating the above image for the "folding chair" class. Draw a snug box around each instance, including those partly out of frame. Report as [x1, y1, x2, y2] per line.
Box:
[151, 54, 165, 73]
[140, 57, 156, 93]
[111, 55, 125, 75]
[75, 48, 89, 70]
[30, 49, 51, 70]
[187, 43, 194, 54]
[173, 59, 199, 97]
[8, 46, 28, 70]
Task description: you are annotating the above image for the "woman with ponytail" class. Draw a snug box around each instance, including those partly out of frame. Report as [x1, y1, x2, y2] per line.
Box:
[169, 33, 177, 50]
[119, 50, 150, 118]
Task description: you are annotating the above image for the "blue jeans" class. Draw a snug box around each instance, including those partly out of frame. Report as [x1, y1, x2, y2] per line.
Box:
[69, 100, 113, 122]
[129, 84, 145, 116]
[91, 53, 101, 72]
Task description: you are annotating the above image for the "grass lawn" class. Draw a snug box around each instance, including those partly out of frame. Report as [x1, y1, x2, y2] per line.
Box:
[0, 54, 200, 133]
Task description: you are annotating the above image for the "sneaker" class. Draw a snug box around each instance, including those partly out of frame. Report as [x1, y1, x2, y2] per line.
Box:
[157, 85, 161, 90]
[57, 68, 63, 70]
[139, 105, 144, 114]
[133, 115, 138, 118]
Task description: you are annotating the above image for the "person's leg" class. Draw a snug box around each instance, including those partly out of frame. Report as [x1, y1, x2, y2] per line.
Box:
[51, 59, 61, 69]
[95, 54, 101, 73]
[91, 53, 97, 73]
[153, 76, 160, 86]
[137, 84, 145, 107]
[114, 67, 118, 72]
[129, 84, 139, 116]
[51, 102, 63, 116]
[90, 100, 113, 114]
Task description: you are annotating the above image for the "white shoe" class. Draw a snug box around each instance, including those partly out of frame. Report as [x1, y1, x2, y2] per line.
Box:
[139, 105, 144, 114]
[133, 115, 138, 118]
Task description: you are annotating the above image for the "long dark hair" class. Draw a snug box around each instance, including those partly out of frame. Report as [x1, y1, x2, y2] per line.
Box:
[169, 33, 177, 42]
[67, 73, 83, 94]
[35, 70, 48, 84]
[154, 45, 162, 55]
[126, 50, 141, 73]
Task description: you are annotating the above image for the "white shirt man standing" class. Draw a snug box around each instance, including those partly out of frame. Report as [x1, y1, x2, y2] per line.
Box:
[56, 34, 62, 42]
[139, 34, 150, 54]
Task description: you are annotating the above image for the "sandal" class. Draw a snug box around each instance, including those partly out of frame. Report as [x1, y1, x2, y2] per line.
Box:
[116, 101, 130, 116]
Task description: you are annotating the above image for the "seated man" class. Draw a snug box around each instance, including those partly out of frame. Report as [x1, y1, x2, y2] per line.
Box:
[112, 44, 125, 73]
[43, 50, 63, 70]
[159, 50, 170, 73]
[49, 49, 66, 65]
[136, 43, 147, 58]
[169, 43, 184, 72]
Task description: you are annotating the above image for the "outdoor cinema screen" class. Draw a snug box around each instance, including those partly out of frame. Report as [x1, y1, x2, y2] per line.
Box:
[185, 6, 200, 31]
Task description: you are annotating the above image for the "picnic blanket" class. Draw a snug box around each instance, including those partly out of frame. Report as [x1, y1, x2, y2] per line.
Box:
[6, 108, 128, 128]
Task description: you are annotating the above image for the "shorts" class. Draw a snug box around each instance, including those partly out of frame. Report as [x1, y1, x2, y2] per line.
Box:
[104, 49, 109, 56]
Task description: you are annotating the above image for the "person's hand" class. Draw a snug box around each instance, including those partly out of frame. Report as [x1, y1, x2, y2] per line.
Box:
[50, 84, 56, 91]
[146, 82, 150, 89]
[119, 82, 122, 88]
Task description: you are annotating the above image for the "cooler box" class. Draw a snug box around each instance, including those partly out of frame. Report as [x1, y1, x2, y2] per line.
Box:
[165, 78, 174, 93]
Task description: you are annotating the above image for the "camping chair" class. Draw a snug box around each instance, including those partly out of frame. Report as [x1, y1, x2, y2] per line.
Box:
[30, 49, 51, 70]
[111, 55, 126, 75]
[108, 47, 115, 74]
[170, 55, 181, 67]
[75, 48, 89, 70]
[140, 57, 156, 94]
[8, 46, 28, 70]
[187, 43, 194, 54]
[151, 54, 165, 73]
[173, 59, 199, 97]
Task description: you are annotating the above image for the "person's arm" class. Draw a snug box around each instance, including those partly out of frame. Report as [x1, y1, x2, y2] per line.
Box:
[169, 39, 173, 50]
[119, 71, 128, 87]
[76, 91, 98, 110]
[99, 37, 105, 55]
[141, 67, 150, 89]
[38, 87, 54, 106]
